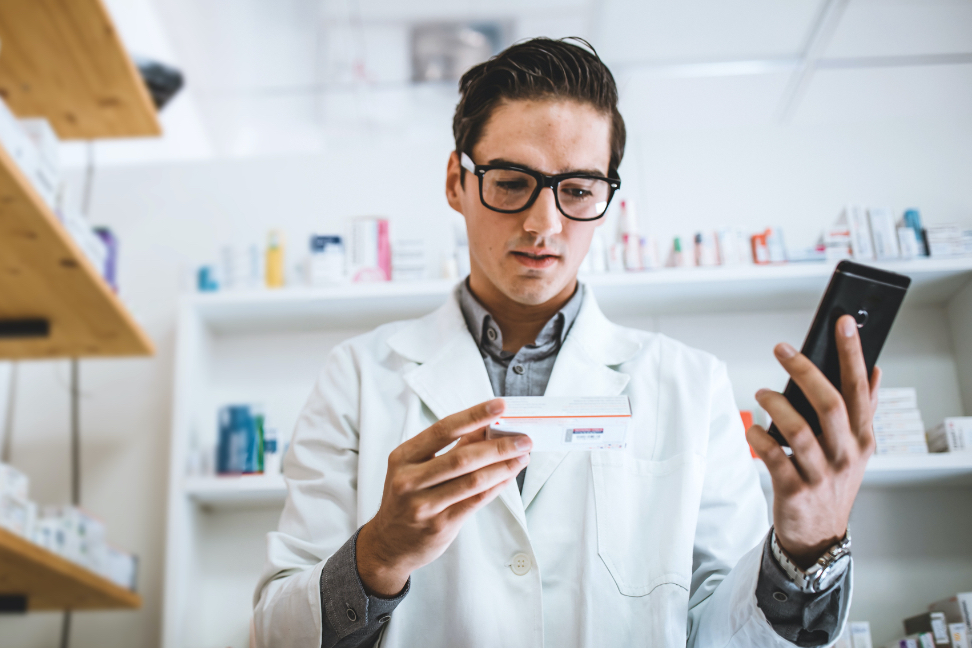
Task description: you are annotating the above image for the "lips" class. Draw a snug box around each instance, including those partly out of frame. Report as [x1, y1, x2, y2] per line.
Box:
[511, 249, 560, 269]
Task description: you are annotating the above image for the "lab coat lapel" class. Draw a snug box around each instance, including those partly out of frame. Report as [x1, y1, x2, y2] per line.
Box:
[400, 332, 495, 435]
[520, 286, 641, 510]
[391, 291, 529, 529]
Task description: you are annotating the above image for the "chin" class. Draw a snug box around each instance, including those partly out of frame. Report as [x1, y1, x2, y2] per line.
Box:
[500, 272, 571, 306]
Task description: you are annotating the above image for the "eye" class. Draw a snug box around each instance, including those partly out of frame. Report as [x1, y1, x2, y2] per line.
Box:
[563, 187, 592, 199]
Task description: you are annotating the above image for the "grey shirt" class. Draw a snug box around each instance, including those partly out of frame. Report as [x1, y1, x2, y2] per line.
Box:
[318, 280, 849, 647]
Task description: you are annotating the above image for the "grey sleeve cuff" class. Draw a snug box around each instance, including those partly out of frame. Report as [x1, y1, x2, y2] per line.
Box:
[320, 527, 410, 648]
[755, 533, 851, 647]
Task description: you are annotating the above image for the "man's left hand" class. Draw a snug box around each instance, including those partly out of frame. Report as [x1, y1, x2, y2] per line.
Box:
[746, 314, 880, 569]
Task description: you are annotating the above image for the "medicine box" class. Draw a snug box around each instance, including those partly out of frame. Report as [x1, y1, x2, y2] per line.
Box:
[486, 396, 631, 452]
[103, 544, 139, 591]
[40, 505, 107, 573]
[927, 417, 972, 453]
[0, 494, 36, 538]
[19, 117, 60, 201]
[0, 462, 29, 500]
[60, 207, 109, 278]
[0, 98, 58, 208]
[877, 388, 918, 411]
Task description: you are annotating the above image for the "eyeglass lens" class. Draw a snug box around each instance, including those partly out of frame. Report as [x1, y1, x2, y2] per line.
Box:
[481, 168, 611, 220]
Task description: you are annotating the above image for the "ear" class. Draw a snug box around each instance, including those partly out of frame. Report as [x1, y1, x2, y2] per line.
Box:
[445, 151, 465, 214]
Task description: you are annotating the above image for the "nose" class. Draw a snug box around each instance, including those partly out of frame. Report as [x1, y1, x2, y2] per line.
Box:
[521, 187, 563, 238]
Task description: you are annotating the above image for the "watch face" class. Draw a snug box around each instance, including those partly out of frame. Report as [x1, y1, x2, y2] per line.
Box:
[814, 554, 851, 591]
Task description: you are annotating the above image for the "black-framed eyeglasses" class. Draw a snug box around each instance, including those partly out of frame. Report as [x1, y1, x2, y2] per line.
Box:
[460, 152, 620, 222]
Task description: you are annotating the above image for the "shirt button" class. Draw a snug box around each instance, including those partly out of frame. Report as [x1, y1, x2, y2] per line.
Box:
[377, 614, 390, 624]
[772, 591, 788, 603]
[346, 607, 357, 622]
[510, 553, 531, 575]
[486, 328, 497, 342]
[512, 365, 524, 375]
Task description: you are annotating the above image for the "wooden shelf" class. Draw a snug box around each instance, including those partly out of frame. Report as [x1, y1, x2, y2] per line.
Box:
[0, 0, 161, 139]
[0, 527, 140, 611]
[0, 143, 154, 358]
[184, 257, 972, 334]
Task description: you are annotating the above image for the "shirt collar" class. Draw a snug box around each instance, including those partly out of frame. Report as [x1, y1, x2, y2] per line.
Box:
[457, 277, 584, 354]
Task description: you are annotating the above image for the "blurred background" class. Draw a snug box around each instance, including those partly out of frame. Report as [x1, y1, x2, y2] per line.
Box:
[0, 1, 971, 647]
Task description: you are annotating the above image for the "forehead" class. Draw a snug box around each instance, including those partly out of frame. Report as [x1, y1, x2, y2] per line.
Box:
[473, 99, 612, 175]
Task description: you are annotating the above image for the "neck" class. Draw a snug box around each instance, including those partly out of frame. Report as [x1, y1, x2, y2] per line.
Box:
[467, 271, 577, 353]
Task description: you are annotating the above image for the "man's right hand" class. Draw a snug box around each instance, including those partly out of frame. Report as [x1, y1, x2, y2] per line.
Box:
[355, 398, 532, 597]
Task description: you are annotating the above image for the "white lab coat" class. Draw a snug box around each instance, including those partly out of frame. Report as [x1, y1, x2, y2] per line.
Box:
[254, 284, 845, 647]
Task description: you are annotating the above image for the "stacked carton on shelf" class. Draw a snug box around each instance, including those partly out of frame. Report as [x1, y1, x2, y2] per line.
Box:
[904, 611, 953, 647]
[59, 207, 109, 278]
[36, 505, 107, 573]
[33, 505, 139, 591]
[0, 461, 138, 591]
[0, 98, 59, 209]
[929, 593, 972, 648]
[927, 417, 972, 453]
[926, 225, 972, 259]
[873, 389, 928, 455]
[890, 592, 972, 648]
[0, 462, 36, 538]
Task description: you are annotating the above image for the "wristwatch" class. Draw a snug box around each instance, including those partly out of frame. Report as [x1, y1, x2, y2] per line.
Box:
[770, 527, 851, 594]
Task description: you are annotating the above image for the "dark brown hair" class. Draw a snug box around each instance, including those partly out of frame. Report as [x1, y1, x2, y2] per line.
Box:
[453, 37, 626, 177]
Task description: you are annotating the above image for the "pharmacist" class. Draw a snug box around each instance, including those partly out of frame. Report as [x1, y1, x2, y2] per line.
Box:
[254, 38, 874, 648]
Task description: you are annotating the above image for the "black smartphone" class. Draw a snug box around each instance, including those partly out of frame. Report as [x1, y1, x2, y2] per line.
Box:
[768, 260, 911, 446]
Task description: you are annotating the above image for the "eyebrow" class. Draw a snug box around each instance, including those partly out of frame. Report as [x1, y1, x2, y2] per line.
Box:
[486, 157, 607, 177]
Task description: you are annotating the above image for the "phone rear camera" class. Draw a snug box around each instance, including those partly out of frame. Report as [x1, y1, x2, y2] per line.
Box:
[855, 309, 868, 328]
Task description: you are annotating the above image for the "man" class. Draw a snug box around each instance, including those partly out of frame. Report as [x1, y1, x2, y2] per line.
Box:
[254, 38, 876, 648]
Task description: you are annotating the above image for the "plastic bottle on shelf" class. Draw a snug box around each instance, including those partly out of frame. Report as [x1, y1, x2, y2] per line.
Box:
[263, 427, 282, 475]
[669, 236, 685, 267]
[266, 230, 286, 288]
[620, 200, 643, 271]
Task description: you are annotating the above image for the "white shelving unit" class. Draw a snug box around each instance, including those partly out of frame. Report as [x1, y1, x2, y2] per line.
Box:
[182, 452, 972, 512]
[184, 475, 288, 508]
[162, 258, 972, 648]
[184, 257, 972, 333]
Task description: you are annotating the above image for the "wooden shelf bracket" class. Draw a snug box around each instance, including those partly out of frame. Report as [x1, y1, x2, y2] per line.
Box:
[0, 594, 28, 613]
[0, 319, 50, 339]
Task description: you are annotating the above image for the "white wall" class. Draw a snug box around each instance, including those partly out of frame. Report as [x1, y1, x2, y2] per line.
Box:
[2, 109, 971, 646]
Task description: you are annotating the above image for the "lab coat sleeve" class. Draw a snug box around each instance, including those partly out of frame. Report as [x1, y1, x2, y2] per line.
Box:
[685, 361, 850, 648]
[252, 342, 365, 648]
[755, 532, 851, 645]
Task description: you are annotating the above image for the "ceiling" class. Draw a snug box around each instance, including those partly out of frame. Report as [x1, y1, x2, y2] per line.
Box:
[68, 0, 972, 165]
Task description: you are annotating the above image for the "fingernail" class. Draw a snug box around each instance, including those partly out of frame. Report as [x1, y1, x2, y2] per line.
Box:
[514, 435, 532, 450]
[486, 399, 504, 415]
[515, 453, 530, 465]
[841, 316, 856, 337]
[775, 343, 796, 359]
[755, 388, 769, 399]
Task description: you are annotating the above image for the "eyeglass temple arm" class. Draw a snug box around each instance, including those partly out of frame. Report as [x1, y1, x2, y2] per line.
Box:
[460, 152, 476, 173]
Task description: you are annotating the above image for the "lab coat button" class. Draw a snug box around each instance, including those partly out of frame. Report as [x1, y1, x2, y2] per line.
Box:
[510, 553, 531, 575]
[346, 607, 357, 622]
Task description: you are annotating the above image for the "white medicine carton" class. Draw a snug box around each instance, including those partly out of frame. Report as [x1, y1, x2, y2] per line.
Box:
[0, 462, 29, 500]
[486, 396, 631, 452]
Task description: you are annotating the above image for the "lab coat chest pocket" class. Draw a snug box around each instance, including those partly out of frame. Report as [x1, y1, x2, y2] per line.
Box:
[591, 451, 705, 597]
